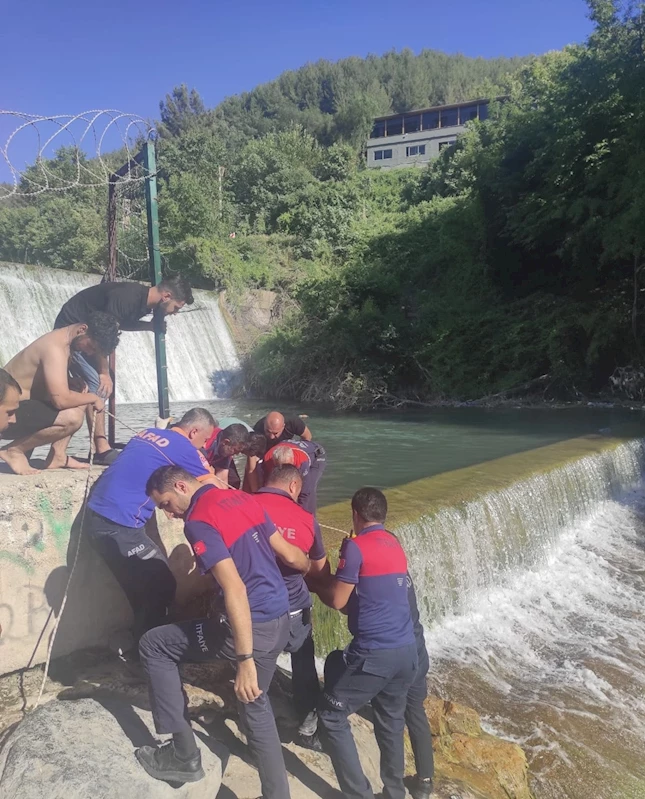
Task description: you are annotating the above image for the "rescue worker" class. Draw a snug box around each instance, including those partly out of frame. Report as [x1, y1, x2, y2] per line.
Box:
[315, 487, 417, 799]
[138, 465, 311, 797]
[202, 423, 250, 486]
[406, 571, 435, 799]
[262, 440, 327, 514]
[85, 407, 217, 646]
[254, 463, 330, 750]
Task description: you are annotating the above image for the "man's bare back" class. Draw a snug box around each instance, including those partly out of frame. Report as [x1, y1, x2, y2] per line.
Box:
[1, 324, 106, 475]
[4, 327, 75, 402]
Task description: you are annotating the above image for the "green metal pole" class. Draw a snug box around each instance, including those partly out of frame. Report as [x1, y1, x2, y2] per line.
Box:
[142, 140, 170, 420]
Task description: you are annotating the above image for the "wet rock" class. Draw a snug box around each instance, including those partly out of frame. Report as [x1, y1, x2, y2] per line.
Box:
[422, 695, 534, 799]
[0, 697, 227, 799]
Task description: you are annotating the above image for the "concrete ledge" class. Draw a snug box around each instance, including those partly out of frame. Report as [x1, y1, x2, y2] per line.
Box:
[0, 469, 212, 675]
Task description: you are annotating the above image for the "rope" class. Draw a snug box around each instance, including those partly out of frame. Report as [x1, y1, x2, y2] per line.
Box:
[33, 409, 99, 710]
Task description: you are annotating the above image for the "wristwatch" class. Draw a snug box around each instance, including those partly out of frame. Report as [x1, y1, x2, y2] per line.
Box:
[235, 653, 254, 662]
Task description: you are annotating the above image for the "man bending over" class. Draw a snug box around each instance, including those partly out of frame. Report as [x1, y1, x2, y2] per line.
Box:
[140, 466, 310, 796]
[86, 408, 217, 647]
[55, 275, 193, 464]
[0, 313, 120, 475]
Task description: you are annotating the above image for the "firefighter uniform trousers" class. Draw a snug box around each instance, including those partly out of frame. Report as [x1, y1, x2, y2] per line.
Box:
[320, 643, 418, 799]
[139, 613, 291, 799]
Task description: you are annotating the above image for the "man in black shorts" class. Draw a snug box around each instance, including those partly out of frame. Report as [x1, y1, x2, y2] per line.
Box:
[54, 275, 193, 464]
[1, 313, 120, 475]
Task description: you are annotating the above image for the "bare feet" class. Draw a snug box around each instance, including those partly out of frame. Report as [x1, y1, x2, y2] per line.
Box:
[44, 451, 89, 470]
[0, 447, 38, 475]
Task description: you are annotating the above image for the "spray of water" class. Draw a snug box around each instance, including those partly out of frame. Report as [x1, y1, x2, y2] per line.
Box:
[398, 440, 645, 799]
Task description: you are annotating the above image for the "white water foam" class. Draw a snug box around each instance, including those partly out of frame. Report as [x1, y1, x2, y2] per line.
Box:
[398, 440, 645, 798]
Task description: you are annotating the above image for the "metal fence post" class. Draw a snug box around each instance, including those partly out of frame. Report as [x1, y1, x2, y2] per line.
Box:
[142, 141, 170, 421]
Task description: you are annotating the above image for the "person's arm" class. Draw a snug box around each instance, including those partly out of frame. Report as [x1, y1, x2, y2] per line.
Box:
[95, 354, 113, 399]
[269, 531, 311, 574]
[119, 320, 155, 332]
[214, 467, 230, 487]
[245, 455, 262, 493]
[316, 577, 355, 610]
[314, 537, 360, 610]
[43, 347, 102, 411]
[211, 558, 261, 704]
[301, 425, 312, 441]
[304, 520, 330, 585]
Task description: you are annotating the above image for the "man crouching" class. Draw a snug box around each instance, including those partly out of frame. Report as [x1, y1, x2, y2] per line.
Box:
[139, 465, 311, 799]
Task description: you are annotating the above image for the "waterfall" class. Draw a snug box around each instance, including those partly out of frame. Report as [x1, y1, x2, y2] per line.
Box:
[399, 439, 645, 627]
[0, 262, 240, 403]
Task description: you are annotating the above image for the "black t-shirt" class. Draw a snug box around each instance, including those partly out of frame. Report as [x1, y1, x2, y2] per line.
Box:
[54, 282, 149, 328]
[253, 415, 306, 443]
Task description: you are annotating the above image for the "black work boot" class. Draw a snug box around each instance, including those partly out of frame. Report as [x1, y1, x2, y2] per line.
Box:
[135, 740, 205, 784]
[411, 776, 434, 799]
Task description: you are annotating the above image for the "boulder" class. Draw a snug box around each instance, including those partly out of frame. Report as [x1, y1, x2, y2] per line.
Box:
[421, 695, 534, 799]
[0, 697, 228, 799]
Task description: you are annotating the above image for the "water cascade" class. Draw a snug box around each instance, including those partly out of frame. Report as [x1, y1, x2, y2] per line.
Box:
[0, 263, 240, 404]
[395, 439, 645, 799]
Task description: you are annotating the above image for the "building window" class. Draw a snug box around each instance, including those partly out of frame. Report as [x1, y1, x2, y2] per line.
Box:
[374, 149, 393, 160]
[371, 120, 386, 138]
[404, 114, 421, 133]
[440, 107, 459, 127]
[406, 145, 426, 157]
[439, 140, 456, 151]
[422, 111, 439, 130]
[459, 104, 478, 124]
[478, 102, 489, 121]
[383, 149, 393, 159]
[386, 117, 403, 136]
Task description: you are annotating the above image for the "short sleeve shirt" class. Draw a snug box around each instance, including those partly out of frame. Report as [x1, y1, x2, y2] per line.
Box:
[254, 487, 326, 611]
[184, 485, 289, 622]
[336, 524, 415, 650]
[88, 427, 213, 528]
[253, 415, 307, 444]
[54, 282, 149, 328]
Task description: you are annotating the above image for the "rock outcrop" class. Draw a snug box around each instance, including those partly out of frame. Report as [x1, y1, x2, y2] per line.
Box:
[424, 695, 533, 799]
[0, 652, 534, 799]
[0, 696, 227, 799]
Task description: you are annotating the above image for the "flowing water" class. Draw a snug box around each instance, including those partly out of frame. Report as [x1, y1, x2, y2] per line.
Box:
[3, 259, 645, 797]
[0, 263, 240, 403]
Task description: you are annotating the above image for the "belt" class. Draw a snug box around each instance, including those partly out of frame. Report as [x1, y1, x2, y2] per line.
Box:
[289, 609, 303, 617]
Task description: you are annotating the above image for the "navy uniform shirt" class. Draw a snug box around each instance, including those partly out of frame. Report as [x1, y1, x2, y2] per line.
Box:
[88, 427, 212, 528]
[335, 524, 415, 650]
[254, 487, 326, 611]
[184, 485, 289, 623]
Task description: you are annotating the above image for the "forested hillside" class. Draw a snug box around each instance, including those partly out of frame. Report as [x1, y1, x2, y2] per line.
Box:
[1, 0, 643, 406]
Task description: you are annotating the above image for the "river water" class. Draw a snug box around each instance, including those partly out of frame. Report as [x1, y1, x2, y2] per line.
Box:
[25, 398, 645, 797]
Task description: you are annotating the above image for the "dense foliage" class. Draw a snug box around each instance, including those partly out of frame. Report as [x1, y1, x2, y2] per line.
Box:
[1, 2, 643, 404]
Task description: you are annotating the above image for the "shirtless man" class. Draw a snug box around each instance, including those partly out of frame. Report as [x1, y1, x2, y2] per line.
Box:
[0, 312, 120, 475]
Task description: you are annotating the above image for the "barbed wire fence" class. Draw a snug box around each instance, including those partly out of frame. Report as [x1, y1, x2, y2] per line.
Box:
[0, 109, 157, 280]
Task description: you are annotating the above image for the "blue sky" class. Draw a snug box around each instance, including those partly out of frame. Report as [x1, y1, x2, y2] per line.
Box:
[1, 0, 593, 176]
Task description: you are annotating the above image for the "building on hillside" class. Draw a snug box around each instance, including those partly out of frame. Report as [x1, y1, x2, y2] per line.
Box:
[366, 98, 490, 169]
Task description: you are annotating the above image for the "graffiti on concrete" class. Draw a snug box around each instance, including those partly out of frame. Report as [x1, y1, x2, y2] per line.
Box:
[0, 488, 74, 648]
